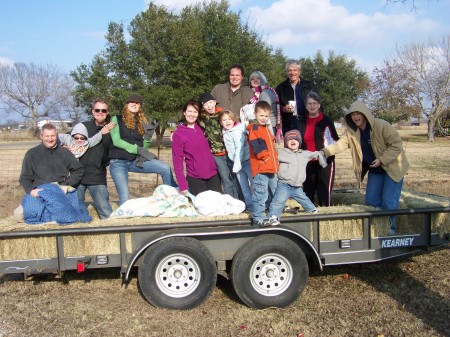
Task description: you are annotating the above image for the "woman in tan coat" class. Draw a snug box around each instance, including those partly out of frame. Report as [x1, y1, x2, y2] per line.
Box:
[322, 101, 409, 235]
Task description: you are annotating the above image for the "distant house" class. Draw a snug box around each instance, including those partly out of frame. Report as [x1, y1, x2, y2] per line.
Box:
[12, 124, 29, 132]
[37, 119, 73, 130]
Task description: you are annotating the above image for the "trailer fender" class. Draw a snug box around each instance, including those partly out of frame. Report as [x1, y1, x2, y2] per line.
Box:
[124, 226, 322, 282]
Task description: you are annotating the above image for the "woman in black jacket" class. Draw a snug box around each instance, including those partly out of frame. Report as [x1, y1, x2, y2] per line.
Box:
[298, 92, 339, 206]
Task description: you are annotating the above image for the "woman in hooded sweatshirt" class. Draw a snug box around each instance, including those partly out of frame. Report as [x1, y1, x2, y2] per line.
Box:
[59, 122, 115, 159]
[58, 123, 116, 159]
[172, 99, 221, 196]
[246, 70, 282, 141]
[322, 100, 409, 235]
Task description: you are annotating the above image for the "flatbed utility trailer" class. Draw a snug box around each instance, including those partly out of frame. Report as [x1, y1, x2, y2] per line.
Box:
[0, 206, 449, 309]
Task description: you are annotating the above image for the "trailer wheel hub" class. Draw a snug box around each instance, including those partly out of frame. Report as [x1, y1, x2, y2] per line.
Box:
[249, 253, 293, 296]
[155, 253, 201, 298]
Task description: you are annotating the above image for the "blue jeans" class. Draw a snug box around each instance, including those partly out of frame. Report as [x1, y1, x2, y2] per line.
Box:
[77, 184, 113, 219]
[252, 173, 277, 222]
[269, 181, 317, 219]
[110, 158, 178, 206]
[214, 155, 241, 199]
[365, 172, 403, 231]
[235, 159, 253, 211]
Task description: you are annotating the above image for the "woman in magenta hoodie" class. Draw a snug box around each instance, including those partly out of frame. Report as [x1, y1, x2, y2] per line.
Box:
[172, 100, 222, 196]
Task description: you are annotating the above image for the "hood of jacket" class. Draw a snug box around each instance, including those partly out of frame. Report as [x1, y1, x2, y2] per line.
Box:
[344, 101, 375, 132]
[70, 123, 89, 138]
[248, 70, 268, 87]
[223, 121, 246, 136]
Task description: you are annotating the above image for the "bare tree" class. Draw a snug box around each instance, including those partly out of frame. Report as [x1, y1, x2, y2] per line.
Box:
[385, 0, 437, 11]
[371, 35, 449, 141]
[368, 60, 422, 124]
[0, 63, 75, 132]
[398, 35, 449, 141]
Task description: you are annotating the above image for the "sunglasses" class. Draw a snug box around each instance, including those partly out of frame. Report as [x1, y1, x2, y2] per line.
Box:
[73, 136, 87, 140]
[94, 109, 108, 113]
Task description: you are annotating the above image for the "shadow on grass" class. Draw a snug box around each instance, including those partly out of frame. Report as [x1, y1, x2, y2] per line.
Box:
[215, 274, 242, 305]
[320, 252, 450, 336]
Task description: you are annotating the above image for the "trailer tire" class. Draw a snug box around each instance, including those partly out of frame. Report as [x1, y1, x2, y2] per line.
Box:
[231, 234, 308, 308]
[138, 237, 217, 309]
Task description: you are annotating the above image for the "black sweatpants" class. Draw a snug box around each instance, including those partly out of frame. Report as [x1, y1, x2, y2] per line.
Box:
[303, 159, 335, 207]
[186, 174, 222, 196]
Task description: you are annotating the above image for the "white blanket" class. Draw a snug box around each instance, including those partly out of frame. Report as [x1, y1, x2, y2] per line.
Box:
[194, 191, 246, 216]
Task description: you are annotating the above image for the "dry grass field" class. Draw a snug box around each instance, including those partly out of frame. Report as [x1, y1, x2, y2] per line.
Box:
[0, 129, 449, 337]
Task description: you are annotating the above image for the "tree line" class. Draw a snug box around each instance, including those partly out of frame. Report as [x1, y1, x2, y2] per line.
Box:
[0, 0, 448, 141]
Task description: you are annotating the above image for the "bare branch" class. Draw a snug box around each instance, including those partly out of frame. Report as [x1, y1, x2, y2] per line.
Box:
[384, 0, 436, 12]
[371, 34, 450, 141]
[0, 63, 75, 130]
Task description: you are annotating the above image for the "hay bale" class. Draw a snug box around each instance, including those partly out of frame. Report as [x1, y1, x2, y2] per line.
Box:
[0, 211, 251, 260]
[0, 189, 448, 261]
[0, 236, 57, 260]
[286, 189, 449, 240]
[64, 234, 121, 256]
[399, 190, 449, 237]
[284, 201, 389, 240]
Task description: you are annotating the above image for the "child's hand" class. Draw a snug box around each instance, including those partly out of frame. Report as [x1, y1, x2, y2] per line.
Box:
[317, 151, 328, 168]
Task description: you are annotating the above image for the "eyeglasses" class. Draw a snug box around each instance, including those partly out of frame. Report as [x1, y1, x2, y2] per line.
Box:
[73, 136, 87, 140]
[307, 102, 319, 106]
[94, 109, 108, 113]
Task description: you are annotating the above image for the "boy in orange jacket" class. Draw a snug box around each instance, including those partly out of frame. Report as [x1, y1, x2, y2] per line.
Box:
[247, 101, 279, 227]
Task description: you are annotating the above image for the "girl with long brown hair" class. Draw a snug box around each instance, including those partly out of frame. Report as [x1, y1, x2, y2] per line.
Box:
[109, 94, 177, 206]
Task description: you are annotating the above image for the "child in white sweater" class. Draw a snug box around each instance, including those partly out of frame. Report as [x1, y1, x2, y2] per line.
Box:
[219, 110, 253, 212]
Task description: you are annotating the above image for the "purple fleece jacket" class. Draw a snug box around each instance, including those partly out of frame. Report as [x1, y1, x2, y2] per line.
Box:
[172, 123, 218, 192]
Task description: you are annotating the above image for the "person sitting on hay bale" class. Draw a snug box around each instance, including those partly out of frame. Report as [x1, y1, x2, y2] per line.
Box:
[321, 101, 409, 235]
[18, 123, 90, 225]
[109, 94, 177, 206]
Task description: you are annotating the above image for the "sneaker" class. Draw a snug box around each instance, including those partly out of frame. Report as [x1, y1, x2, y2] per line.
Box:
[268, 215, 280, 226]
[311, 209, 318, 214]
[253, 219, 271, 228]
[283, 206, 298, 215]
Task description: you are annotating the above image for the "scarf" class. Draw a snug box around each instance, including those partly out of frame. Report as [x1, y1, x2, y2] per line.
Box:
[249, 85, 282, 143]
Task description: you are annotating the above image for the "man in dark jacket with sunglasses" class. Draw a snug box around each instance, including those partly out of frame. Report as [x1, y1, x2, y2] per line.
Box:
[77, 99, 114, 219]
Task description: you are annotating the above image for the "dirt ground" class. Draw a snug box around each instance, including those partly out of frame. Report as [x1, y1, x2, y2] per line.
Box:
[0, 131, 449, 337]
[0, 248, 448, 337]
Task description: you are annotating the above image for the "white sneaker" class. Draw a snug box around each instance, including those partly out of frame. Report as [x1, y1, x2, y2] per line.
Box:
[311, 209, 318, 214]
[268, 215, 280, 226]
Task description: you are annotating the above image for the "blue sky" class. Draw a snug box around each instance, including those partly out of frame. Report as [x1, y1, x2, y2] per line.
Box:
[0, 0, 449, 74]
